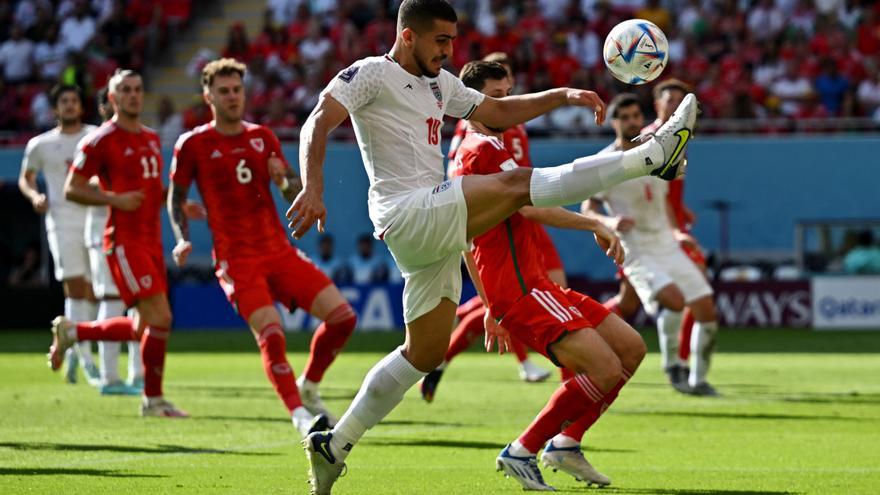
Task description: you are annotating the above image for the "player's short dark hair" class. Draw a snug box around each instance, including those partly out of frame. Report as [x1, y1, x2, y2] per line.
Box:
[201, 58, 247, 89]
[397, 0, 457, 33]
[49, 84, 82, 108]
[459, 61, 509, 91]
[609, 93, 641, 119]
[653, 78, 692, 100]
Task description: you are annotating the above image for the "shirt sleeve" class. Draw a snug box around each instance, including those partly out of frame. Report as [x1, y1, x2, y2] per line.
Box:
[169, 132, 196, 187]
[322, 58, 386, 114]
[71, 136, 101, 178]
[470, 139, 517, 176]
[21, 137, 42, 173]
[443, 70, 486, 119]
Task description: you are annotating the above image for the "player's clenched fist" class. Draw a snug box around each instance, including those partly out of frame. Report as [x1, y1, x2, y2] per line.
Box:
[286, 188, 326, 239]
[110, 190, 145, 211]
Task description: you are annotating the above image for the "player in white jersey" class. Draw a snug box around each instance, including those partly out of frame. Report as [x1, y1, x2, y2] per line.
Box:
[585, 93, 720, 397]
[290, 1, 699, 492]
[19, 84, 100, 385]
[85, 87, 143, 395]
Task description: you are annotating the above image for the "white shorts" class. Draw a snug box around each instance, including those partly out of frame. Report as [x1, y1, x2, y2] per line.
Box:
[88, 245, 119, 299]
[383, 177, 469, 323]
[623, 241, 713, 317]
[46, 228, 90, 282]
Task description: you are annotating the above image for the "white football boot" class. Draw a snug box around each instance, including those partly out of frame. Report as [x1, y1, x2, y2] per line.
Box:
[542, 441, 611, 487]
[496, 444, 556, 491]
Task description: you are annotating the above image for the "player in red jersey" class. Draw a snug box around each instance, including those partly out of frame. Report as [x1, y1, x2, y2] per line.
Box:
[600, 80, 711, 393]
[168, 59, 357, 436]
[49, 69, 188, 418]
[452, 61, 647, 490]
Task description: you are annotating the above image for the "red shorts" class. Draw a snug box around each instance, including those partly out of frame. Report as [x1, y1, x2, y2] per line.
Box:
[106, 244, 168, 307]
[534, 226, 564, 272]
[215, 247, 333, 321]
[680, 241, 707, 266]
[498, 282, 611, 367]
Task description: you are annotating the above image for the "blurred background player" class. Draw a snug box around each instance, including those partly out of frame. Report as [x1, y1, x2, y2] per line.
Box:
[452, 60, 644, 491]
[86, 87, 141, 396]
[431, 52, 555, 390]
[19, 84, 100, 386]
[51, 69, 187, 418]
[585, 93, 720, 396]
[169, 58, 357, 434]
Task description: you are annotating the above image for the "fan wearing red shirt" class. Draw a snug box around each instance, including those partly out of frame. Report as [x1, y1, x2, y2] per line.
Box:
[168, 59, 356, 436]
[49, 69, 187, 418]
[448, 61, 646, 490]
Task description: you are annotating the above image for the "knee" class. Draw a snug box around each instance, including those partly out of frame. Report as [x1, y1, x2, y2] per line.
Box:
[499, 167, 533, 202]
[623, 333, 647, 372]
[659, 290, 686, 312]
[618, 296, 641, 317]
[401, 344, 445, 372]
[150, 308, 172, 329]
[691, 297, 717, 322]
[592, 354, 623, 391]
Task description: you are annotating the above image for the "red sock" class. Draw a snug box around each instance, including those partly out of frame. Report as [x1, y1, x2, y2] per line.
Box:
[518, 374, 606, 453]
[603, 299, 622, 317]
[560, 368, 633, 442]
[76, 316, 137, 341]
[141, 326, 169, 398]
[678, 307, 695, 361]
[444, 306, 484, 362]
[511, 338, 529, 363]
[257, 323, 302, 413]
[303, 304, 357, 383]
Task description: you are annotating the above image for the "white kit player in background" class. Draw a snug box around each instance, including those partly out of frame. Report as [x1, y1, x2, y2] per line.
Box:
[18, 84, 100, 386]
[585, 93, 720, 397]
[287, 1, 698, 493]
[84, 88, 143, 395]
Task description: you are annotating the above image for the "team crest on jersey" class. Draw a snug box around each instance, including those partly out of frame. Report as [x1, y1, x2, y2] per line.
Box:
[249, 138, 264, 153]
[429, 81, 443, 109]
[338, 65, 359, 83]
[432, 180, 452, 194]
[124, 147, 134, 156]
[140, 275, 153, 289]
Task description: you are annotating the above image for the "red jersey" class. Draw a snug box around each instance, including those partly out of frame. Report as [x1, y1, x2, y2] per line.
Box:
[643, 118, 688, 231]
[72, 121, 164, 252]
[450, 131, 549, 318]
[448, 121, 532, 167]
[170, 122, 292, 261]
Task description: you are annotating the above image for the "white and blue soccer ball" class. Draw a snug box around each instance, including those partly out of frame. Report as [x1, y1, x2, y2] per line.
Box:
[603, 19, 669, 85]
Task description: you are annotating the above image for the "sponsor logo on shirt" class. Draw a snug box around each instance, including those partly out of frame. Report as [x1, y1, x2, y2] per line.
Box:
[210, 149, 223, 159]
[249, 138, 264, 153]
[338, 65, 359, 83]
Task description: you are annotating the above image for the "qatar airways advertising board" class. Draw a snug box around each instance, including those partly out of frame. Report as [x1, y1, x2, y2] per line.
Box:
[811, 277, 880, 330]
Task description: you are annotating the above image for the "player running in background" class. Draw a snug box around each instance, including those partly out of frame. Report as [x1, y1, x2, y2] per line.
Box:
[453, 60, 642, 490]
[49, 69, 188, 417]
[420, 52, 556, 396]
[585, 93, 719, 397]
[19, 84, 100, 386]
[598, 81, 713, 394]
[168, 59, 357, 435]
[290, 1, 697, 492]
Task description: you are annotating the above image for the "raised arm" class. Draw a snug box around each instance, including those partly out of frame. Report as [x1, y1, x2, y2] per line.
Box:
[469, 88, 607, 131]
[286, 94, 349, 239]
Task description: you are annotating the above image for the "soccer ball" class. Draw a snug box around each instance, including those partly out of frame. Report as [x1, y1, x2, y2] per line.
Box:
[603, 19, 669, 85]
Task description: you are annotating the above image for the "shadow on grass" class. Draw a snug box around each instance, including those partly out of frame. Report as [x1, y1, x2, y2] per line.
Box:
[760, 391, 880, 406]
[171, 385, 358, 402]
[0, 442, 274, 456]
[364, 438, 635, 453]
[615, 410, 859, 421]
[196, 415, 289, 424]
[602, 489, 800, 495]
[0, 467, 166, 478]
[378, 419, 474, 427]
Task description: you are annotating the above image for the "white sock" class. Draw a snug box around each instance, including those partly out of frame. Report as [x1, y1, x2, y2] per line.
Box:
[97, 299, 126, 385]
[550, 434, 579, 449]
[656, 309, 684, 370]
[529, 141, 663, 207]
[67, 298, 97, 368]
[123, 305, 143, 382]
[291, 406, 314, 436]
[298, 376, 318, 392]
[509, 440, 534, 456]
[330, 347, 426, 459]
[689, 321, 719, 387]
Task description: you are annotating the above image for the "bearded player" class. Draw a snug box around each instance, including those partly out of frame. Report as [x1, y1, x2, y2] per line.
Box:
[169, 58, 357, 435]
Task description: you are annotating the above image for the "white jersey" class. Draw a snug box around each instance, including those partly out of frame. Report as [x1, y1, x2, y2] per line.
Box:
[323, 55, 485, 234]
[594, 142, 676, 251]
[85, 203, 109, 249]
[21, 125, 96, 233]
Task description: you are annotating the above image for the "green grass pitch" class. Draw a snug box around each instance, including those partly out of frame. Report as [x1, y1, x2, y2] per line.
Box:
[0, 328, 878, 494]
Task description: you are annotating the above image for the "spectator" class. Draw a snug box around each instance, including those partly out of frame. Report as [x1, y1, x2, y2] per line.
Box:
[843, 230, 880, 274]
[268, 0, 300, 27]
[313, 234, 351, 284]
[223, 22, 253, 63]
[747, 0, 784, 41]
[291, 71, 324, 122]
[349, 234, 388, 284]
[157, 96, 183, 144]
[34, 23, 66, 81]
[298, 19, 332, 66]
[99, 0, 135, 67]
[545, 36, 580, 88]
[182, 98, 211, 130]
[59, 0, 96, 54]
[770, 59, 814, 116]
[636, 0, 671, 33]
[814, 58, 849, 115]
[856, 66, 880, 120]
[261, 101, 297, 139]
[0, 25, 34, 84]
[26, 4, 54, 41]
[567, 17, 600, 70]
[789, 0, 817, 36]
[30, 89, 53, 130]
